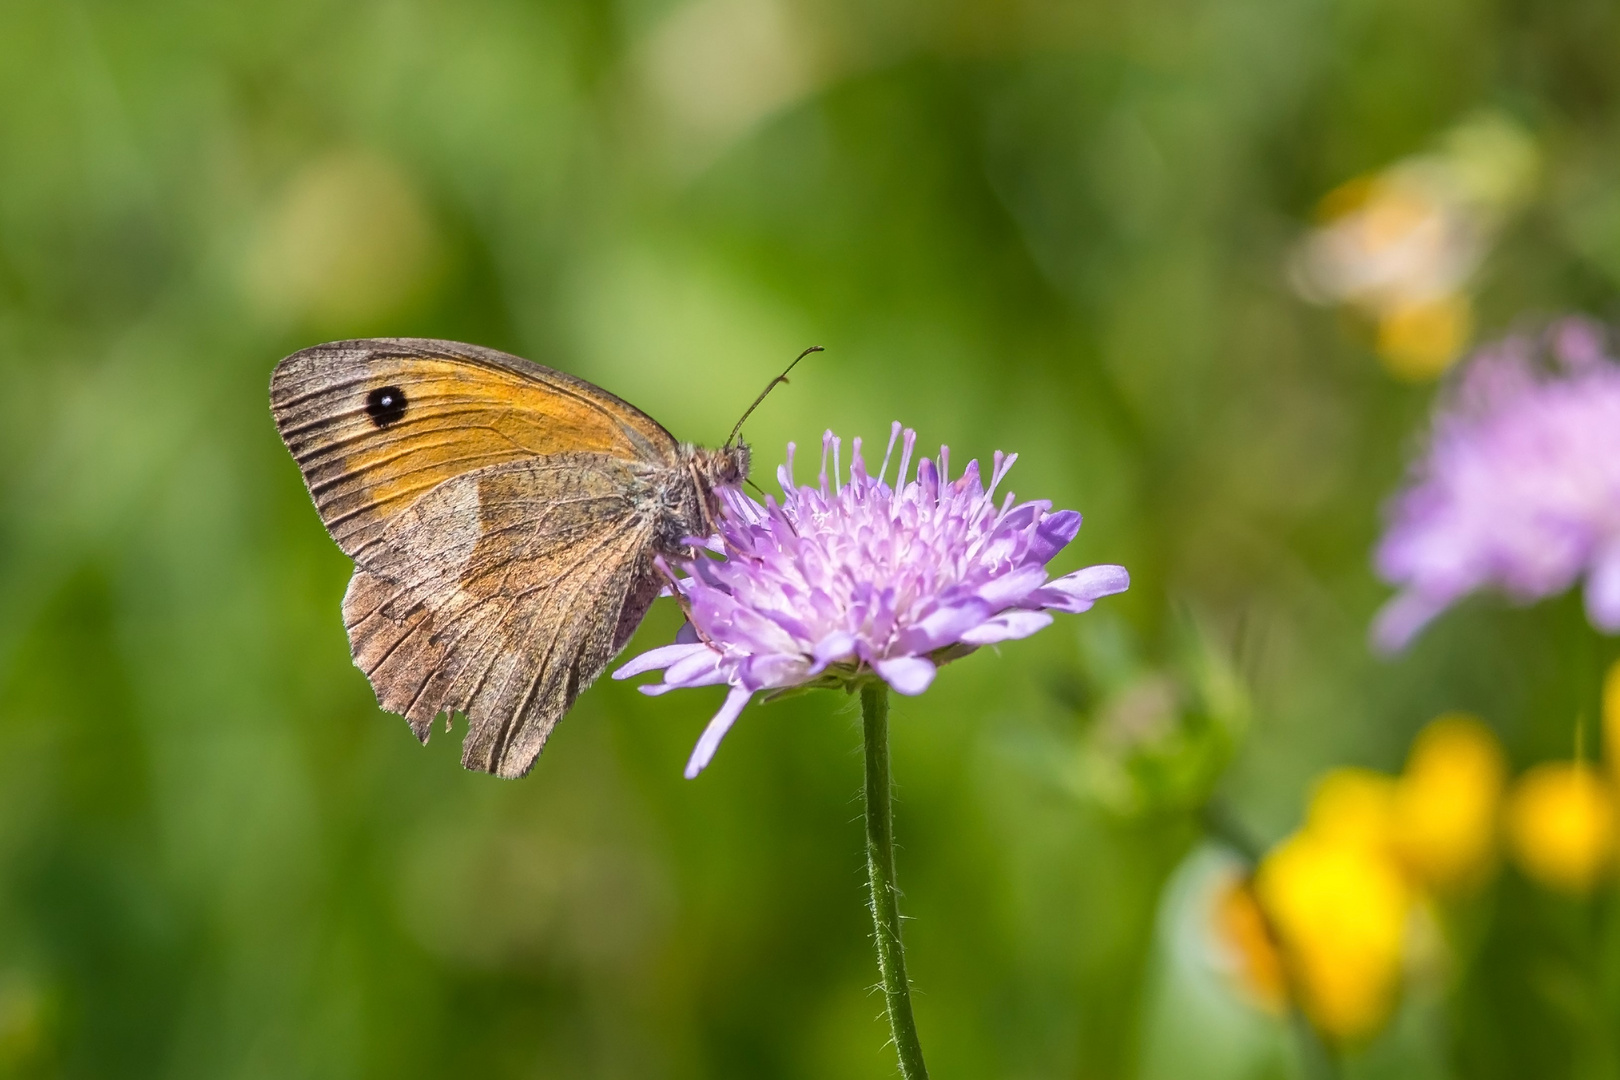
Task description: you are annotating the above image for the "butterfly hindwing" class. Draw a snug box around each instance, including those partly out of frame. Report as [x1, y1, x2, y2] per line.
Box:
[341, 455, 664, 778]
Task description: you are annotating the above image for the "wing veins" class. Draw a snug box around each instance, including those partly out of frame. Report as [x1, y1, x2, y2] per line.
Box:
[483, 526, 641, 771]
[277, 356, 658, 448]
[293, 414, 553, 463]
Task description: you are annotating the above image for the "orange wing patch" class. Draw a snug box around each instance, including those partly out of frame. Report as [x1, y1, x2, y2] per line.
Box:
[271, 338, 678, 555]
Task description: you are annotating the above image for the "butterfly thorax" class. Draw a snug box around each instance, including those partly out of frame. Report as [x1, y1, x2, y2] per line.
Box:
[652, 443, 750, 555]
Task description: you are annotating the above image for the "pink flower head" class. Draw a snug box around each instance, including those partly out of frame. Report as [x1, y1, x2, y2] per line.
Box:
[616, 424, 1130, 777]
[1374, 317, 1620, 652]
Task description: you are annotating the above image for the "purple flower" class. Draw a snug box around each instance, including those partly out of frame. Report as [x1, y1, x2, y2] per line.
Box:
[1374, 317, 1620, 653]
[616, 424, 1131, 777]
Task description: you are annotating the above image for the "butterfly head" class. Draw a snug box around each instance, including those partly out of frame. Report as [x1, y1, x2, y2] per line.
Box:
[690, 442, 751, 490]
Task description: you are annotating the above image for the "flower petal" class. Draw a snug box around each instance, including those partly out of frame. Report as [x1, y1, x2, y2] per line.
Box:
[664, 647, 730, 687]
[977, 565, 1049, 609]
[960, 609, 1053, 645]
[1369, 590, 1452, 655]
[639, 681, 689, 696]
[811, 631, 858, 670]
[1029, 564, 1130, 612]
[893, 599, 991, 654]
[1584, 543, 1620, 632]
[614, 642, 713, 679]
[872, 655, 937, 695]
[740, 652, 810, 690]
[685, 686, 754, 779]
[1025, 509, 1082, 565]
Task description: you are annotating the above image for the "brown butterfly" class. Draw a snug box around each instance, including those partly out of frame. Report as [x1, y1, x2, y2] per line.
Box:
[271, 338, 811, 778]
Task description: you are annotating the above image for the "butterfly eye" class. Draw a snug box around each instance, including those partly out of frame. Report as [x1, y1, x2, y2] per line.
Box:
[366, 385, 408, 428]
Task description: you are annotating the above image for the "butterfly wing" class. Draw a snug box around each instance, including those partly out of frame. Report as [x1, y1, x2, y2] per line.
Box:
[270, 337, 679, 554]
[340, 455, 665, 777]
[270, 339, 682, 778]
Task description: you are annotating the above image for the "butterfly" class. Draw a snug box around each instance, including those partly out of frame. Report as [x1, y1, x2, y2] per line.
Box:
[270, 338, 810, 778]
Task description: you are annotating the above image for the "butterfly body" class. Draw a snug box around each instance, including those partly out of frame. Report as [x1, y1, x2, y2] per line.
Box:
[271, 338, 748, 777]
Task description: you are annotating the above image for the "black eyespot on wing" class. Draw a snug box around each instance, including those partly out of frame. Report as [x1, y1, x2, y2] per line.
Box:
[366, 385, 408, 428]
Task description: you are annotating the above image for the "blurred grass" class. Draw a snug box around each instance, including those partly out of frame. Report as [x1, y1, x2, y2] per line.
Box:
[2, 0, 1620, 1077]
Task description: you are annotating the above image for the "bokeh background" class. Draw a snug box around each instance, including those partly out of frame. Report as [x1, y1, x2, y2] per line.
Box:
[3, 0, 1620, 1077]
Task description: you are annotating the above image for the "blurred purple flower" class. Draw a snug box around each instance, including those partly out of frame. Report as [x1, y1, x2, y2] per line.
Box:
[616, 424, 1130, 777]
[1374, 317, 1620, 653]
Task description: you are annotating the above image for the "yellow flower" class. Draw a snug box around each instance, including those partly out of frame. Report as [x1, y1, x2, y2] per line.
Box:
[1390, 714, 1505, 893]
[1307, 768, 1397, 852]
[1376, 295, 1473, 381]
[1211, 875, 1289, 1015]
[1604, 659, 1620, 785]
[1293, 169, 1464, 320]
[1289, 112, 1536, 383]
[1255, 828, 1411, 1041]
[1505, 762, 1615, 894]
[1224, 715, 1505, 1040]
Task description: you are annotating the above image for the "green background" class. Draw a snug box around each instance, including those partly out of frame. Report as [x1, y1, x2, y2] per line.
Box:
[2, 0, 1619, 1077]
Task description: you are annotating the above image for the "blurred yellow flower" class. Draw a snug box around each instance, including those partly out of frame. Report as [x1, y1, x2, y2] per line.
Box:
[1211, 875, 1289, 1016]
[1505, 762, 1615, 894]
[1376, 295, 1474, 382]
[1604, 659, 1620, 785]
[1290, 111, 1537, 381]
[1213, 716, 1507, 1040]
[1306, 767, 1397, 851]
[1391, 714, 1505, 892]
[1255, 827, 1412, 1041]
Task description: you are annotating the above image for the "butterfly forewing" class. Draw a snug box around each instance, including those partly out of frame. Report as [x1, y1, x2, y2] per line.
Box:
[270, 338, 678, 554]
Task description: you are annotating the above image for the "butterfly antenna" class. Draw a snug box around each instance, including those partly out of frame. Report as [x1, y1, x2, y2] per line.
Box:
[727, 345, 823, 447]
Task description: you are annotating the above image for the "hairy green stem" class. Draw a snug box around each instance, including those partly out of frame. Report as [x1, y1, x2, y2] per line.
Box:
[862, 682, 929, 1080]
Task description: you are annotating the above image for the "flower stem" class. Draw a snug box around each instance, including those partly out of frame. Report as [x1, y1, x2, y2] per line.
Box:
[861, 682, 929, 1080]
